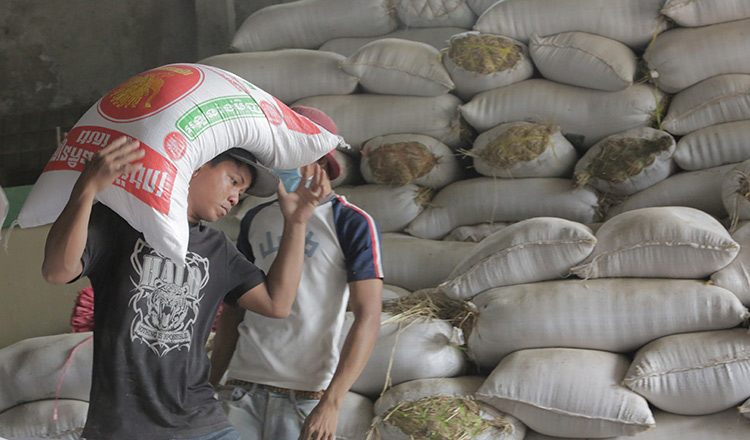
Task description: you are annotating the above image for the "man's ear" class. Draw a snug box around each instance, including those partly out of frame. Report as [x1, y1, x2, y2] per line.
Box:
[192, 165, 204, 179]
[316, 156, 330, 175]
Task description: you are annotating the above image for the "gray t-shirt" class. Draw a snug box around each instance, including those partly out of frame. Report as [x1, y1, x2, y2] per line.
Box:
[80, 204, 263, 440]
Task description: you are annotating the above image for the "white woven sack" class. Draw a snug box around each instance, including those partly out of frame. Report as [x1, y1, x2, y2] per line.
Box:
[518, 430, 573, 440]
[0, 399, 88, 440]
[466, 0, 502, 15]
[319, 27, 468, 56]
[661, 74, 750, 135]
[605, 164, 735, 220]
[471, 121, 577, 178]
[17, 64, 343, 263]
[467, 279, 749, 369]
[341, 39, 455, 97]
[0, 332, 92, 413]
[636, 409, 750, 440]
[198, 50, 358, 104]
[460, 80, 664, 149]
[524, 408, 750, 440]
[643, 19, 750, 94]
[476, 348, 655, 438]
[406, 177, 599, 240]
[574, 127, 676, 196]
[394, 0, 477, 28]
[373, 377, 526, 440]
[336, 392, 375, 440]
[335, 184, 427, 233]
[293, 93, 463, 150]
[624, 328, 750, 415]
[474, 0, 668, 50]
[343, 312, 467, 397]
[374, 376, 483, 414]
[571, 206, 739, 279]
[439, 218, 596, 300]
[711, 223, 750, 307]
[380, 233, 476, 291]
[661, 0, 750, 27]
[674, 120, 750, 171]
[230, 0, 397, 52]
[360, 134, 462, 189]
[442, 32, 534, 101]
[529, 32, 637, 92]
[443, 222, 510, 242]
[382, 284, 412, 301]
[722, 160, 750, 229]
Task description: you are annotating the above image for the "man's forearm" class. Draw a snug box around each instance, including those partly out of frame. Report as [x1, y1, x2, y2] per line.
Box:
[320, 312, 380, 408]
[42, 136, 144, 285]
[42, 185, 96, 284]
[263, 221, 307, 316]
[209, 305, 244, 387]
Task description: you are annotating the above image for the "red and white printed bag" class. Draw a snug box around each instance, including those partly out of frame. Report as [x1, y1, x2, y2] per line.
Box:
[18, 63, 342, 264]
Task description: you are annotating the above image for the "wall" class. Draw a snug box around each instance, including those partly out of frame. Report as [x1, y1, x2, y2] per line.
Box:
[0, 0, 200, 115]
[0, 224, 90, 348]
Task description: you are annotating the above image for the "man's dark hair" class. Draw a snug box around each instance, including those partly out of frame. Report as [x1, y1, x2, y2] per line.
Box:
[209, 150, 257, 182]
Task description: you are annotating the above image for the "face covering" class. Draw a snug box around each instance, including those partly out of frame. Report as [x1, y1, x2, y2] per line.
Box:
[274, 168, 302, 192]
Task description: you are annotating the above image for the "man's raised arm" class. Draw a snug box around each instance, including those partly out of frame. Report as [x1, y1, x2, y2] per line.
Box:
[42, 137, 144, 284]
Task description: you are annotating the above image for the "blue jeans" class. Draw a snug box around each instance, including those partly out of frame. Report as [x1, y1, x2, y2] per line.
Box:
[219, 383, 320, 440]
[178, 427, 242, 440]
[85, 427, 241, 440]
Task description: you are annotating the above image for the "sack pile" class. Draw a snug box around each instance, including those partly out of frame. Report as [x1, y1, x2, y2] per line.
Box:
[215, 1, 750, 438]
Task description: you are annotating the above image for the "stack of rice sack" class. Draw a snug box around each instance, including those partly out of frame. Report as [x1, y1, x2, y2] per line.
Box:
[604, 4, 750, 222]
[198, 0, 750, 438]
[462, 206, 750, 438]
[342, 206, 750, 439]
[363, 205, 750, 439]
[201, 0, 750, 232]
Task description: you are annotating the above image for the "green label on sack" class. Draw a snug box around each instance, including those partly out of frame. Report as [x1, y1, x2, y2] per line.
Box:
[176, 96, 264, 140]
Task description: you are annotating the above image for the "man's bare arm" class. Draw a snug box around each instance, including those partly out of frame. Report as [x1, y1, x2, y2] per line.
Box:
[299, 278, 383, 440]
[209, 304, 245, 388]
[43, 137, 143, 284]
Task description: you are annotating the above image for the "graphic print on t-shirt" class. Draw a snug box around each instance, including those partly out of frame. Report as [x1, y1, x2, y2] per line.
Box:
[259, 230, 319, 259]
[128, 239, 209, 356]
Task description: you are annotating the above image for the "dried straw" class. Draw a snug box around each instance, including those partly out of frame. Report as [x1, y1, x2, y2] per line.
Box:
[650, 92, 670, 131]
[382, 289, 476, 341]
[575, 135, 673, 188]
[415, 186, 436, 209]
[448, 34, 524, 75]
[382, 395, 511, 440]
[368, 142, 438, 185]
[728, 169, 750, 232]
[595, 192, 629, 220]
[459, 117, 478, 145]
[474, 124, 551, 170]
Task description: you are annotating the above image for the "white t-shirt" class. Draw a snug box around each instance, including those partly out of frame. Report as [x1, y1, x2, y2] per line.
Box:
[228, 194, 383, 391]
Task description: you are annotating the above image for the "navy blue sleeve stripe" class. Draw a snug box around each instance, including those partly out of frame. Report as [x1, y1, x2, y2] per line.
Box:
[332, 196, 384, 282]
